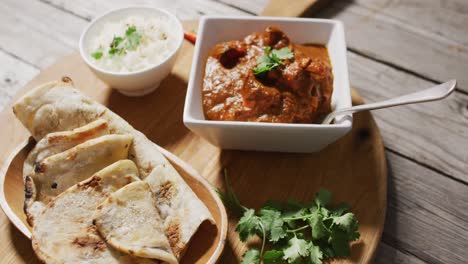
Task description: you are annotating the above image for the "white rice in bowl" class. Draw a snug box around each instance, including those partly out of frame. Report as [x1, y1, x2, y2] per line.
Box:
[87, 15, 179, 73]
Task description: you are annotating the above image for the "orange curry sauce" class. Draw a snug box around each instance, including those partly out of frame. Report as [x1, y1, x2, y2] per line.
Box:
[202, 26, 333, 124]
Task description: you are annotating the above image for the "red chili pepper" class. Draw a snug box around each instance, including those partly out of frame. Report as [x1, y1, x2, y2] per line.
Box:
[184, 31, 197, 45]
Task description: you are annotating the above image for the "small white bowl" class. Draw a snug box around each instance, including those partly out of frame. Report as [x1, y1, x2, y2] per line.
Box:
[79, 7, 184, 96]
[184, 16, 352, 153]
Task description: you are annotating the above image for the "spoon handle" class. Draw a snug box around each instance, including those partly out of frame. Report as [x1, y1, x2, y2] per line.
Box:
[323, 79, 457, 124]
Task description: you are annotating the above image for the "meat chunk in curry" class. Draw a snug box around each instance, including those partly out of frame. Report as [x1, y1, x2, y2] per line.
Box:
[202, 26, 333, 124]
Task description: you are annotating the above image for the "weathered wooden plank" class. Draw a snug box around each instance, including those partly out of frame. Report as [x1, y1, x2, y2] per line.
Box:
[318, 1, 468, 93]
[0, 51, 39, 111]
[347, 51, 468, 183]
[381, 151, 468, 263]
[0, 0, 249, 69]
[355, 0, 468, 45]
[0, 0, 85, 68]
[41, 0, 250, 21]
[375, 242, 425, 264]
[217, 0, 267, 14]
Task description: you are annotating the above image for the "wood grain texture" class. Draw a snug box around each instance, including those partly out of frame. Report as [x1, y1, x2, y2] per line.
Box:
[1, 0, 467, 263]
[317, 0, 468, 92]
[0, 0, 84, 68]
[261, 0, 329, 16]
[218, 0, 268, 14]
[375, 243, 425, 264]
[41, 0, 250, 21]
[16, 0, 467, 184]
[0, 18, 386, 264]
[347, 52, 468, 183]
[383, 151, 468, 263]
[0, 51, 39, 111]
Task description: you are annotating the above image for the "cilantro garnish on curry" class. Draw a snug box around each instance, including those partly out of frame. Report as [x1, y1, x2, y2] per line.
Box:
[202, 26, 334, 124]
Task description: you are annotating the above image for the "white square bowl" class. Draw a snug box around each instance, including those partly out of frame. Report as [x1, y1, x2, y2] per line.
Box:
[183, 16, 352, 153]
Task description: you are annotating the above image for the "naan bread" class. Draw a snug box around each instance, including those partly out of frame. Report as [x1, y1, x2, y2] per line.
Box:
[32, 160, 157, 264]
[13, 77, 214, 257]
[25, 134, 132, 226]
[94, 181, 177, 264]
[23, 119, 109, 178]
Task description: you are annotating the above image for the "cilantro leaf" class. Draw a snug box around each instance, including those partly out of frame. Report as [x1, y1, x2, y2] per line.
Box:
[333, 213, 356, 232]
[125, 25, 137, 35]
[217, 179, 360, 264]
[333, 212, 360, 241]
[315, 188, 332, 207]
[283, 201, 309, 229]
[257, 54, 271, 64]
[308, 210, 328, 240]
[272, 47, 294, 60]
[330, 227, 351, 257]
[241, 249, 260, 264]
[109, 36, 124, 55]
[331, 203, 350, 216]
[259, 207, 287, 242]
[125, 25, 142, 51]
[283, 236, 309, 263]
[91, 50, 103, 60]
[308, 243, 323, 264]
[321, 245, 335, 258]
[263, 250, 284, 264]
[253, 46, 294, 77]
[236, 209, 261, 242]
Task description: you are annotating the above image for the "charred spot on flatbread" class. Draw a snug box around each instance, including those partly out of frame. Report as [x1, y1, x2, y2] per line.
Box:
[24, 175, 34, 199]
[166, 219, 184, 258]
[34, 161, 46, 173]
[157, 181, 176, 204]
[78, 176, 101, 189]
[72, 235, 107, 252]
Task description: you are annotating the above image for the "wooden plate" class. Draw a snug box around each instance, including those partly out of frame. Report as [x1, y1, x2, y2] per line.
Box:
[0, 21, 386, 263]
[0, 138, 228, 264]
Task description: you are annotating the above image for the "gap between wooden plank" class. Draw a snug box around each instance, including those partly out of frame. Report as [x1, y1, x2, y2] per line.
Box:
[347, 51, 468, 183]
[349, 47, 468, 96]
[376, 242, 426, 264]
[386, 147, 468, 186]
[317, 1, 468, 93]
[38, 0, 91, 21]
[214, 0, 257, 15]
[379, 151, 468, 263]
[0, 50, 39, 111]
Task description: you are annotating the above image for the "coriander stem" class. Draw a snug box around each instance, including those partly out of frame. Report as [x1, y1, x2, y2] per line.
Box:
[287, 225, 309, 233]
[283, 213, 314, 221]
[258, 220, 266, 258]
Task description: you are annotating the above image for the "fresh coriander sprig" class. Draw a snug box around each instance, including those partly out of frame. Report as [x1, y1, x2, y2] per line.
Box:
[92, 25, 142, 60]
[217, 171, 360, 264]
[253, 46, 294, 77]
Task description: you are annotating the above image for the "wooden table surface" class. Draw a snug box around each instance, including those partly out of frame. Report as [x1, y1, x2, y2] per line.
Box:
[0, 0, 467, 263]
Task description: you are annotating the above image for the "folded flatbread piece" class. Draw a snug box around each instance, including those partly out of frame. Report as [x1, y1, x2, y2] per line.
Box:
[25, 134, 132, 226]
[32, 160, 157, 264]
[13, 77, 214, 258]
[23, 119, 110, 178]
[94, 181, 177, 264]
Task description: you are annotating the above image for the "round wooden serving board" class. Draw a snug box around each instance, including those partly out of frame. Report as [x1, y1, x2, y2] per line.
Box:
[0, 21, 386, 263]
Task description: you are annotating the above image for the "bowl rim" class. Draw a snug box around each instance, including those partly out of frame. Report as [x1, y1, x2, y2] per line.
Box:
[78, 6, 184, 76]
[183, 15, 352, 129]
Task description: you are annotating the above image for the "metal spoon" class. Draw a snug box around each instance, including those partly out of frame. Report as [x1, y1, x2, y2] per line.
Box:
[322, 79, 457, 125]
